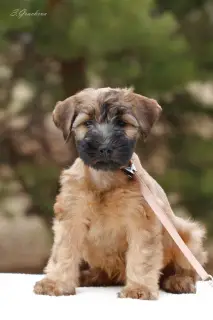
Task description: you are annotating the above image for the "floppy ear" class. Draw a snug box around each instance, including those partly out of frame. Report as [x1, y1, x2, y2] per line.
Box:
[133, 93, 162, 139]
[52, 96, 76, 142]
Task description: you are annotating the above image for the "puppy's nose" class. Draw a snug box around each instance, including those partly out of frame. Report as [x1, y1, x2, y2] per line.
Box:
[99, 147, 113, 158]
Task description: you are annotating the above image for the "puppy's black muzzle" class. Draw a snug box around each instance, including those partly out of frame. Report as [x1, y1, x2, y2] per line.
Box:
[77, 123, 136, 171]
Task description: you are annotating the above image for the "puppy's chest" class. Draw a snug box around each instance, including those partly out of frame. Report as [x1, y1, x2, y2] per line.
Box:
[87, 215, 124, 247]
[85, 187, 141, 246]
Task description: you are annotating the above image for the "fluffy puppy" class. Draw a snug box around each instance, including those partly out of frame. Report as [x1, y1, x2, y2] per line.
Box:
[34, 88, 207, 299]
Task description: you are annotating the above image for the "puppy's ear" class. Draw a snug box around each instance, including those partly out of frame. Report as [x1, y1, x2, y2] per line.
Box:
[133, 93, 162, 139]
[52, 97, 76, 142]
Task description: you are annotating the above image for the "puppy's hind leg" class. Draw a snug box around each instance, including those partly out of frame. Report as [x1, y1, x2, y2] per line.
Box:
[160, 218, 207, 294]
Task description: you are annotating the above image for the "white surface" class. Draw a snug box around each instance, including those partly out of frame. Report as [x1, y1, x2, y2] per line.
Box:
[0, 273, 212, 320]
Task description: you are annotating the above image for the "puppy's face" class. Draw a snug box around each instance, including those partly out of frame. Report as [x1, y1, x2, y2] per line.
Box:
[53, 88, 162, 171]
[74, 103, 139, 171]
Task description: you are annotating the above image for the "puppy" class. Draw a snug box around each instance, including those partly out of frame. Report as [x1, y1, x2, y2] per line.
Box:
[34, 87, 207, 299]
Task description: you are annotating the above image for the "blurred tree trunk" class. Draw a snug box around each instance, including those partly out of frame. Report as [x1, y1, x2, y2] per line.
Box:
[58, 57, 87, 163]
[61, 57, 86, 97]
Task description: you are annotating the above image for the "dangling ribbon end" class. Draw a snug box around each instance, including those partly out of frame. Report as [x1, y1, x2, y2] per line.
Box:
[205, 274, 213, 288]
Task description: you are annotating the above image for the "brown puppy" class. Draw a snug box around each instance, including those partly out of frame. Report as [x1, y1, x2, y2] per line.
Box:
[34, 88, 207, 299]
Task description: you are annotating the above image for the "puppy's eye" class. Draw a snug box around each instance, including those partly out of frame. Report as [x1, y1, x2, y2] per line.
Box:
[84, 120, 93, 127]
[116, 119, 126, 127]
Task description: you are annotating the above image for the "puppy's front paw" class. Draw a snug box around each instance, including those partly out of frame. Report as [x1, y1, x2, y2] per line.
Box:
[118, 285, 158, 300]
[33, 278, 76, 296]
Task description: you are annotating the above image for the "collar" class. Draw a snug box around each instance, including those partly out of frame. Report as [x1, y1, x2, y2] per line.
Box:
[121, 161, 137, 179]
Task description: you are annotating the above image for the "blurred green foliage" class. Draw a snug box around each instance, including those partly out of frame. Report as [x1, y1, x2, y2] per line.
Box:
[0, 0, 213, 233]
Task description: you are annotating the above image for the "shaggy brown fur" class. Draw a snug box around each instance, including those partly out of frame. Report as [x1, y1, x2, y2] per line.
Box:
[34, 88, 207, 299]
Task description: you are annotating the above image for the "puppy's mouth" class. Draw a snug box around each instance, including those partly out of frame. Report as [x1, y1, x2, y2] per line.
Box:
[91, 160, 122, 171]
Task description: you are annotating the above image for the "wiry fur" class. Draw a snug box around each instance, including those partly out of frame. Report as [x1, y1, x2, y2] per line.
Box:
[34, 88, 207, 299]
